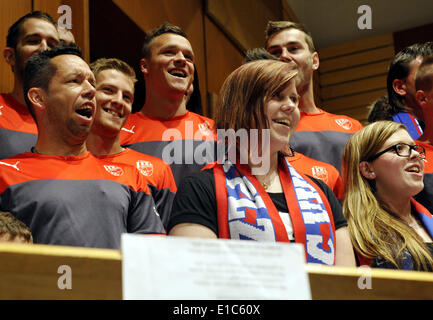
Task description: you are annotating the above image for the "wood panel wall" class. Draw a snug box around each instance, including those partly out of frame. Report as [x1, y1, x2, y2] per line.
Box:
[0, 0, 89, 94]
[317, 33, 395, 124]
[61, 0, 90, 62]
[206, 0, 281, 52]
[282, 0, 299, 22]
[33, 0, 90, 62]
[0, 0, 32, 93]
[204, 16, 245, 117]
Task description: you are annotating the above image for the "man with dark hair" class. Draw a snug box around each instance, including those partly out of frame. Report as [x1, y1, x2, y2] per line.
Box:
[0, 11, 60, 160]
[265, 21, 363, 173]
[120, 23, 215, 186]
[87, 57, 176, 228]
[141, 22, 187, 59]
[0, 45, 165, 249]
[368, 42, 433, 139]
[387, 43, 433, 122]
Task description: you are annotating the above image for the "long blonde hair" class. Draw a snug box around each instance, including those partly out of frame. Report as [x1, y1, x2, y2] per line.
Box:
[342, 121, 433, 270]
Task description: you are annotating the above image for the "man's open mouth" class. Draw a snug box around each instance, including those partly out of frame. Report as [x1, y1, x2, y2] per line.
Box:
[169, 69, 187, 78]
[75, 103, 94, 119]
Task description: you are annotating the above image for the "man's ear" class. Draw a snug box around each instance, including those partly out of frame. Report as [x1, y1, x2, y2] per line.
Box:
[27, 88, 46, 112]
[311, 51, 319, 71]
[140, 58, 149, 75]
[359, 161, 376, 180]
[416, 90, 427, 106]
[3, 47, 16, 69]
[393, 78, 407, 96]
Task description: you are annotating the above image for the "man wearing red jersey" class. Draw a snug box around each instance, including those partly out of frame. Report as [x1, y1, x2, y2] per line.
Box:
[0, 45, 164, 249]
[265, 21, 363, 172]
[120, 23, 216, 186]
[0, 12, 60, 159]
[87, 57, 176, 228]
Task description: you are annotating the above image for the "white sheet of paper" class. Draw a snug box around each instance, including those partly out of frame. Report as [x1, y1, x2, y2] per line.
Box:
[122, 234, 311, 300]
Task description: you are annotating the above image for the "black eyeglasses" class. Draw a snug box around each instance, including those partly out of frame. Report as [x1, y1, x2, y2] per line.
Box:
[366, 143, 426, 162]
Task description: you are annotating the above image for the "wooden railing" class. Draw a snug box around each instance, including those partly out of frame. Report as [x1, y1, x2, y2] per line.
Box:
[1, 243, 432, 300]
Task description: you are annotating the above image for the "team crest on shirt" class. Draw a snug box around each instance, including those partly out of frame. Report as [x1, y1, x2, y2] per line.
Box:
[0, 105, 3, 116]
[335, 118, 353, 130]
[136, 160, 154, 176]
[198, 121, 212, 136]
[311, 166, 329, 184]
[104, 164, 124, 177]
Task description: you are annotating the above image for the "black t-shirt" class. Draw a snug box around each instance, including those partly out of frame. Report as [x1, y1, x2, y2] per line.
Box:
[167, 168, 347, 239]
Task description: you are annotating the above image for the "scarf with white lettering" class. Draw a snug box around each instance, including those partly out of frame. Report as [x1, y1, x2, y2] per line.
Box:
[213, 156, 336, 265]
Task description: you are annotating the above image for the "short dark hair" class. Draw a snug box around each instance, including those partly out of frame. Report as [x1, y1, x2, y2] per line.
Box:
[23, 44, 83, 118]
[243, 47, 278, 64]
[265, 21, 316, 52]
[6, 11, 57, 50]
[415, 54, 433, 92]
[387, 42, 433, 111]
[141, 22, 187, 58]
[0, 211, 33, 243]
[367, 94, 394, 123]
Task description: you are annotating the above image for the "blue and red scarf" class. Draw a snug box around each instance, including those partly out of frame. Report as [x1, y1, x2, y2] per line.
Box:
[213, 157, 336, 265]
[392, 111, 423, 140]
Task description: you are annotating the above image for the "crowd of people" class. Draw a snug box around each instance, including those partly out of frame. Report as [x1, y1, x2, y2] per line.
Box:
[1, 11, 433, 272]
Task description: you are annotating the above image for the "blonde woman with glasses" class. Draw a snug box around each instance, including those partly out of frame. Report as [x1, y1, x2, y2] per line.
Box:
[343, 120, 433, 271]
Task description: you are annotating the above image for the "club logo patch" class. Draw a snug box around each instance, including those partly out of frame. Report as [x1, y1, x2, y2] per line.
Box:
[198, 121, 212, 136]
[104, 165, 124, 177]
[335, 118, 353, 130]
[311, 166, 329, 184]
[136, 160, 153, 176]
